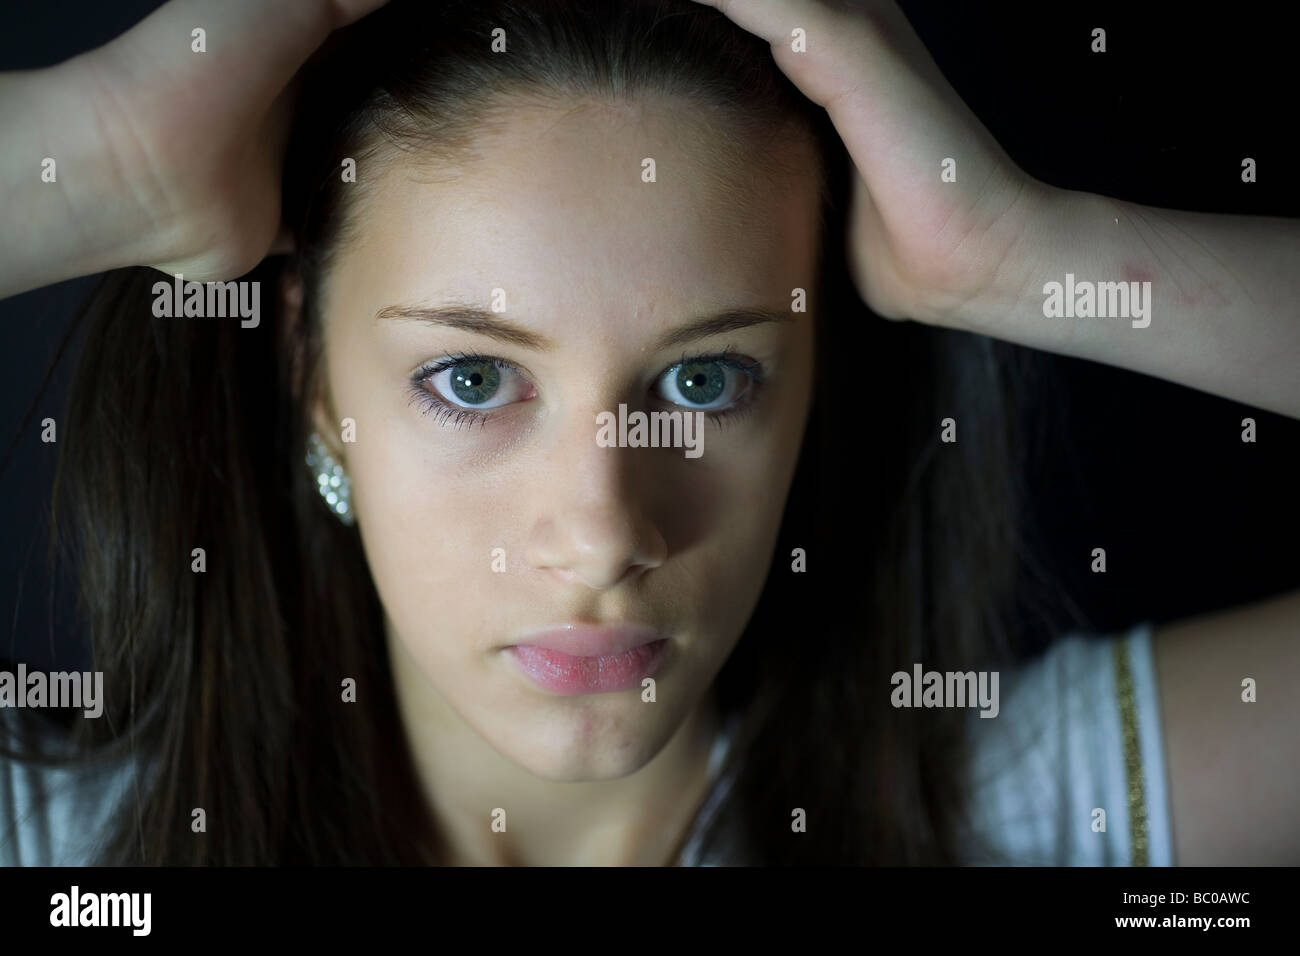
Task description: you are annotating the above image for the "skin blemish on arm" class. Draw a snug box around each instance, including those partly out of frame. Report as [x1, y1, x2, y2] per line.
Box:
[1120, 261, 1157, 287]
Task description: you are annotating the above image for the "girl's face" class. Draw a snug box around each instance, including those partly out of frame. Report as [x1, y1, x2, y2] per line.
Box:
[313, 96, 820, 781]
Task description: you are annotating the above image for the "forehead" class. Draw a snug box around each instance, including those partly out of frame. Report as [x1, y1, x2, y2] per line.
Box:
[326, 97, 821, 337]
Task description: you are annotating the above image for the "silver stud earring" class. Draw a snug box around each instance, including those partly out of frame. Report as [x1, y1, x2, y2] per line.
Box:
[305, 431, 355, 526]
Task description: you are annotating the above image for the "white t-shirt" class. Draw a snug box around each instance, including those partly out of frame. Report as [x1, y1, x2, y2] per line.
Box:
[956, 622, 1173, 865]
[1, 624, 1172, 866]
[0, 729, 138, 866]
[678, 622, 1173, 865]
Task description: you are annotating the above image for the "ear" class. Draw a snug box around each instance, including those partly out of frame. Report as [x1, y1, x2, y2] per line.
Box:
[280, 265, 308, 401]
[279, 265, 347, 463]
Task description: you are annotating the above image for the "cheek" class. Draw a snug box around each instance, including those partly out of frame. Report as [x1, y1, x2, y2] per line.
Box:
[710, 368, 812, 589]
[664, 417, 809, 636]
[355, 430, 501, 572]
[699, 444, 798, 578]
[321, 353, 505, 658]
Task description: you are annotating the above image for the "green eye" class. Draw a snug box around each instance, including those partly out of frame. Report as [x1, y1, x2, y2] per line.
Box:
[675, 361, 726, 406]
[449, 360, 501, 405]
[653, 356, 758, 411]
[415, 355, 534, 420]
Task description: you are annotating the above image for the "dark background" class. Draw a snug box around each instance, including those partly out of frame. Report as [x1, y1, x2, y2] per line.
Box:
[2, 0, 1298, 670]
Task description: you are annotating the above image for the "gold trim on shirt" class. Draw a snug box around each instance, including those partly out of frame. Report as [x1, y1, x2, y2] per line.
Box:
[1113, 636, 1149, 866]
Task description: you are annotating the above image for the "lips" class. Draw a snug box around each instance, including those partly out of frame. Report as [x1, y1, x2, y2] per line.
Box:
[506, 624, 668, 695]
[512, 624, 661, 658]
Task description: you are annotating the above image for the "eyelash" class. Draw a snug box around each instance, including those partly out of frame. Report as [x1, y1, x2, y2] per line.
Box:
[668, 348, 765, 429]
[406, 352, 509, 431]
[406, 349, 766, 432]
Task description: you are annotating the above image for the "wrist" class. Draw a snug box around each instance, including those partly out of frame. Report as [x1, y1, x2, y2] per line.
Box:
[1, 55, 168, 295]
[57, 52, 179, 273]
[912, 176, 1073, 334]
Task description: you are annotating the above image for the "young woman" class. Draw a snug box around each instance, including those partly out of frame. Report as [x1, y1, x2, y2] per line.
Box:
[1, 0, 1296, 866]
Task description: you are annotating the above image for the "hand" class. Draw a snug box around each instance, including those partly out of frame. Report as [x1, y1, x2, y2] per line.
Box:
[693, 0, 1300, 421]
[689, 0, 1054, 327]
[65, 0, 389, 282]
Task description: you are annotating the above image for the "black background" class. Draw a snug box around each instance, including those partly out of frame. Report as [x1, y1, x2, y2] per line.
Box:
[1, 0, 1298, 671]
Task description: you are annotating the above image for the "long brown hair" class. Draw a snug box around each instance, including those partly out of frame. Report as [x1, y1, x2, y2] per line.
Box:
[5, 0, 1040, 864]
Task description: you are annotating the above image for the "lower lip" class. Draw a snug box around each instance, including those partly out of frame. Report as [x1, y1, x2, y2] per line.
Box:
[507, 640, 668, 695]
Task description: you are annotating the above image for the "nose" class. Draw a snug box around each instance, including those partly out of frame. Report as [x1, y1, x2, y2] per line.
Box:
[523, 410, 667, 590]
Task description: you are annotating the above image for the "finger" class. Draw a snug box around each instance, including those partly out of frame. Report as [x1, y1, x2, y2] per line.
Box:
[687, 1, 1008, 224]
[124, 0, 392, 98]
[328, 0, 393, 29]
[268, 221, 295, 257]
[687, 0, 936, 110]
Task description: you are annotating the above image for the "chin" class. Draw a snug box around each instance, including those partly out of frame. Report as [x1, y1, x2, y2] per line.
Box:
[494, 701, 680, 782]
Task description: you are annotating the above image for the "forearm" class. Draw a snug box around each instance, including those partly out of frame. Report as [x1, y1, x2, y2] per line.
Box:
[951, 184, 1300, 420]
[0, 58, 160, 298]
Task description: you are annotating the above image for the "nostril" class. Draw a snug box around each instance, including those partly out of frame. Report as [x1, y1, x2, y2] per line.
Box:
[524, 501, 667, 590]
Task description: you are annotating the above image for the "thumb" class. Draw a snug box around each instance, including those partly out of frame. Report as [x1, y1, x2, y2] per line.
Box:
[117, 0, 392, 99]
[329, 0, 393, 28]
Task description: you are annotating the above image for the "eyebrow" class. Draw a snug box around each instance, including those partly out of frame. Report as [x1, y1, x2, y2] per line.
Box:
[375, 304, 553, 350]
[375, 304, 794, 351]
